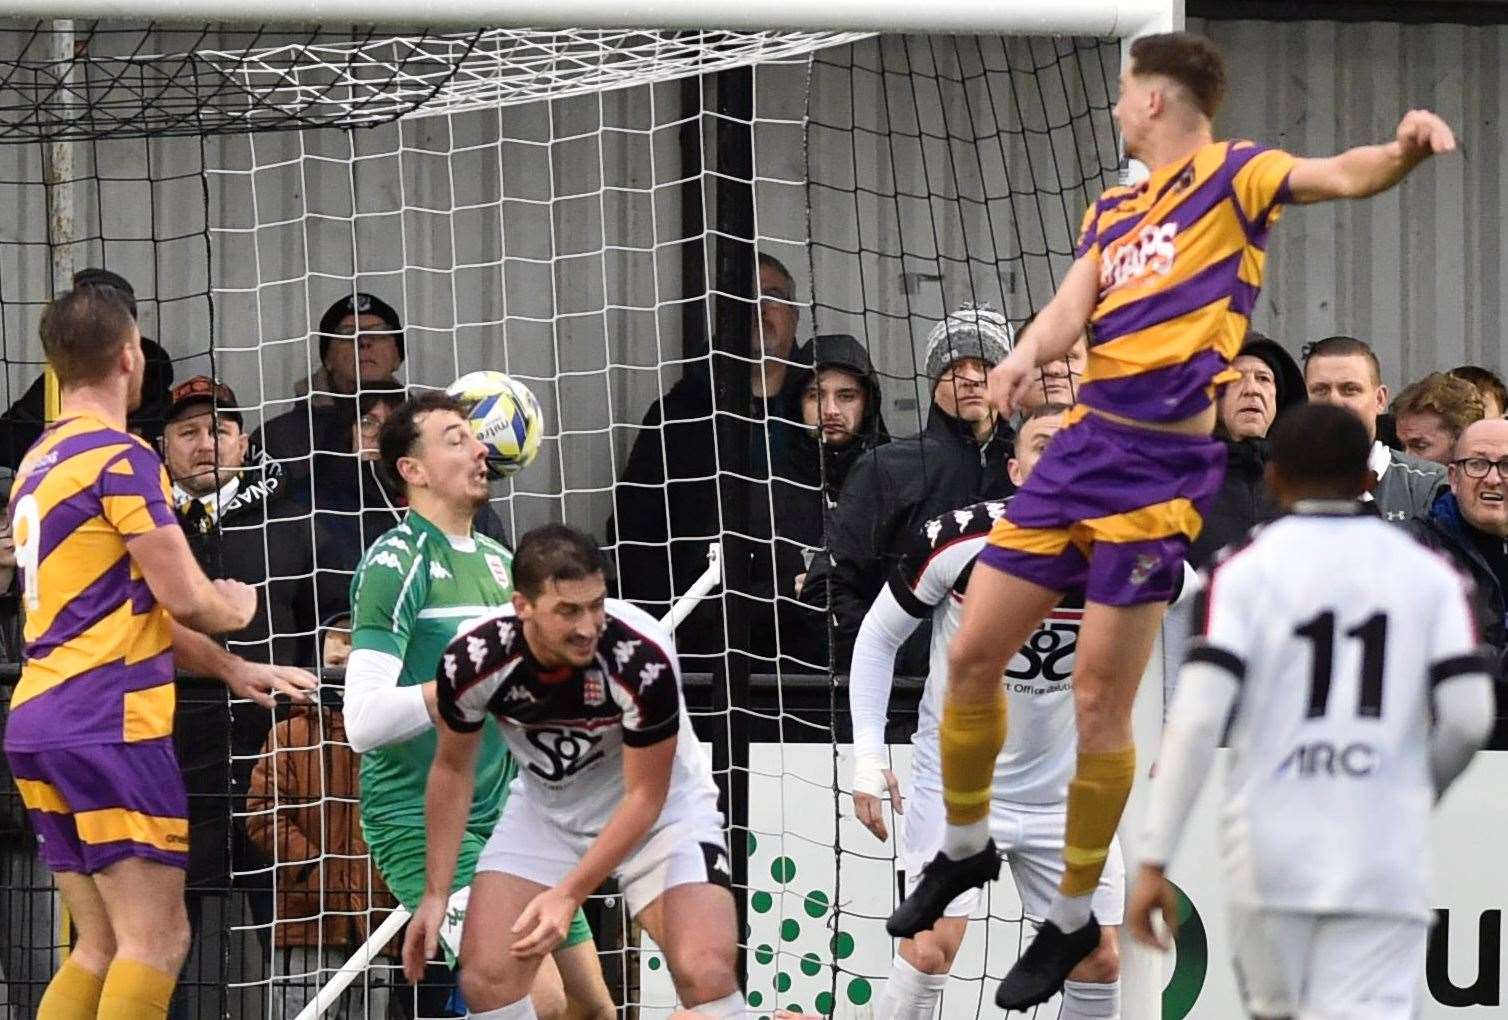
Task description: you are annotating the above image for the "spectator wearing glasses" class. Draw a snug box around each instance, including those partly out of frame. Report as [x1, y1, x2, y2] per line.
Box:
[1407, 418, 1508, 658]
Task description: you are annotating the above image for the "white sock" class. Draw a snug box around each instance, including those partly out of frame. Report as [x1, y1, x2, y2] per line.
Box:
[874, 954, 949, 1020]
[470, 996, 539, 1020]
[941, 818, 989, 859]
[1061, 979, 1120, 1019]
[683, 991, 747, 1018]
[1045, 891, 1094, 932]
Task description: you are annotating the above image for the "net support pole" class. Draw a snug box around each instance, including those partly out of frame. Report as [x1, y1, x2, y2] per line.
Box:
[709, 60, 755, 983]
[42, 18, 77, 423]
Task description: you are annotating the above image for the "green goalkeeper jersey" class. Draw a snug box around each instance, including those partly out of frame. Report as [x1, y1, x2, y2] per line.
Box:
[350, 510, 516, 830]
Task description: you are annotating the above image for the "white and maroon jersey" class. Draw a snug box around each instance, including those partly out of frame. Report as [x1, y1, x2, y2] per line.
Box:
[436, 598, 720, 833]
[1184, 504, 1493, 919]
[887, 498, 1083, 805]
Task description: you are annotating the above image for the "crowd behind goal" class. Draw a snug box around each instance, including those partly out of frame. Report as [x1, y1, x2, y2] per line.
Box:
[0, 22, 1503, 1020]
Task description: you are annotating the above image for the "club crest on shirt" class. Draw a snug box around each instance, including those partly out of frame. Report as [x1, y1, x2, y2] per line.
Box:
[485, 554, 511, 589]
[583, 668, 607, 706]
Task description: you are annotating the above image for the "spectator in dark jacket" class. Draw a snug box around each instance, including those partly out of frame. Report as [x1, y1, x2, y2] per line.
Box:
[1187, 332, 1304, 568]
[1391, 371, 1484, 465]
[160, 374, 323, 1019]
[609, 252, 809, 659]
[253, 291, 406, 475]
[764, 334, 889, 668]
[1408, 418, 1508, 652]
[1406, 417, 1508, 743]
[0, 268, 174, 468]
[810, 304, 1016, 674]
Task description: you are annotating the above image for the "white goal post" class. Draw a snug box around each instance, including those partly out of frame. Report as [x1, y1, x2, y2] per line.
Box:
[10, 1, 1178, 35]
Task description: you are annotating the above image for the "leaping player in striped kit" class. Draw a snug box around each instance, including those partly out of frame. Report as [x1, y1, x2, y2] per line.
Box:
[887, 30, 1458, 1010]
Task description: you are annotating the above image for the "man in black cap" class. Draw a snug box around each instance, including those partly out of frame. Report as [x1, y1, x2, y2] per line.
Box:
[252, 291, 406, 474]
[0, 267, 174, 469]
[158, 374, 322, 1019]
[1187, 330, 1306, 567]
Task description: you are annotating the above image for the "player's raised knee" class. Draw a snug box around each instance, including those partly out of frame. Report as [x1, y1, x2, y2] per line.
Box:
[899, 935, 953, 975]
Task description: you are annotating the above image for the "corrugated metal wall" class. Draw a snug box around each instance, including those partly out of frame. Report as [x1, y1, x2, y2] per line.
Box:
[1197, 15, 1507, 389]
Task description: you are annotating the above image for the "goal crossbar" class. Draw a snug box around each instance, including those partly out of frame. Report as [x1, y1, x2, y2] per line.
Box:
[4, 0, 1176, 36]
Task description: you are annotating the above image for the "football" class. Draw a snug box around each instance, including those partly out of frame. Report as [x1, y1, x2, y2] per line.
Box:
[446, 370, 544, 477]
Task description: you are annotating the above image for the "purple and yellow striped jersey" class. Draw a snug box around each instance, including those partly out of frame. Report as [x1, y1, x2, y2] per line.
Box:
[4, 413, 178, 751]
[1074, 140, 1297, 423]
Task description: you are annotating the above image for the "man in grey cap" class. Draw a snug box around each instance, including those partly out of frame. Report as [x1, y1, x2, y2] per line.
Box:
[808, 303, 1017, 675]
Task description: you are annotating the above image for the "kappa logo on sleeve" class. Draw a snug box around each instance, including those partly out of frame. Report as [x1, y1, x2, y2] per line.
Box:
[612, 638, 642, 669]
[638, 660, 668, 689]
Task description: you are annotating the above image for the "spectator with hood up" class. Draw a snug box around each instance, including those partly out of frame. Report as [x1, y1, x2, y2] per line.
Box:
[1187, 331, 1305, 567]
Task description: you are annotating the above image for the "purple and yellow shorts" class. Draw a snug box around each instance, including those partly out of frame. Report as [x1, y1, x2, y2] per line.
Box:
[6, 738, 189, 874]
[981, 409, 1226, 605]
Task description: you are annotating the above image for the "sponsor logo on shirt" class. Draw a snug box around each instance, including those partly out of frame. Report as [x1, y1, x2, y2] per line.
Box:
[525, 726, 606, 782]
[1101, 221, 1178, 293]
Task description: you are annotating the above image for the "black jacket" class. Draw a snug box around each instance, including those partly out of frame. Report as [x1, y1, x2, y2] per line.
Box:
[172, 449, 316, 888]
[607, 348, 811, 661]
[1187, 437, 1282, 569]
[767, 336, 890, 669]
[807, 403, 1015, 674]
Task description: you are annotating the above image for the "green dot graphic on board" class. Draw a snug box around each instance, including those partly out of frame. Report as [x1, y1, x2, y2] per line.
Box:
[776, 972, 792, 993]
[785, 1005, 803, 1015]
[816, 991, 834, 1014]
[781, 918, 800, 942]
[751, 891, 773, 913]
[747, 831, 758, 855]
[1162, 879, 1209, 1020]
[755, 944, 774, 965]
[748, 991, 763, 1008]
[847, 978, 873, 1005]
[800, 952, 821, 976]
[830, 932, 855, 959]
[803, 889, 829, 918]
[647, 956, 661, 971]
[771, 856, 796, 883]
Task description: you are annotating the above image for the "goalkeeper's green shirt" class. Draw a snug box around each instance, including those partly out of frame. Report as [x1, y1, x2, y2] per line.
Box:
[350, 510, 516, 830]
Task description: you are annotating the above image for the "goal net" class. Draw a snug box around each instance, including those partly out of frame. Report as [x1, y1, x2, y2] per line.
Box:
[0, 12, 1144, 1019]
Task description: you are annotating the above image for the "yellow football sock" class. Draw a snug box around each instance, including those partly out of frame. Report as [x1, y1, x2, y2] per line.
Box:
[35, 957, 105, 1020]
[940, 690, 1007, 825]
[1061, 745, 1136, 896]
[96, 958, 176, 1020]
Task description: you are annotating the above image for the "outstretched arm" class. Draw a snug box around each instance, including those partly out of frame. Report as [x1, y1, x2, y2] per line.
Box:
[1287, 109, 1455, 203]
[990, 256, 1098, 417]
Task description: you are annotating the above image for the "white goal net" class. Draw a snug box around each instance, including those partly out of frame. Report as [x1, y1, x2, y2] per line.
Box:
[0, 12, 1157, 1019]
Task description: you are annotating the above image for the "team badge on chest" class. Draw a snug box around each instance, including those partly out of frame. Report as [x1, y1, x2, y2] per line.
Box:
[583, 668, 607, 707]
[485, 554, 511, 589]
